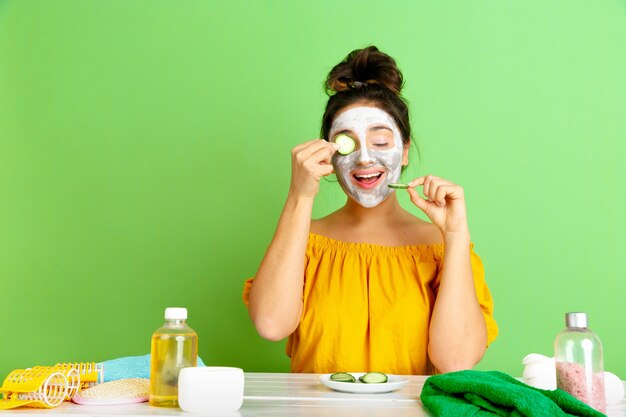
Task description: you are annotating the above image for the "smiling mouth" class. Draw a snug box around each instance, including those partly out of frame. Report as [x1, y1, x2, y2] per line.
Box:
[351, 171, 385, 189]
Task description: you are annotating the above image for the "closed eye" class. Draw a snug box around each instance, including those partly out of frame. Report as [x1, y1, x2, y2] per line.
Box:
[370, 137, 391, 147]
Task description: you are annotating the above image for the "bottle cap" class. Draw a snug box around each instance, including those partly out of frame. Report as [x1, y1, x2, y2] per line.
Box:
[565, 312, 587, 328]
[165, 307, 188, 320]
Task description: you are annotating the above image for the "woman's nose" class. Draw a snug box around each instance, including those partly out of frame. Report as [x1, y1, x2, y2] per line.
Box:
[356, 146, 373, 165]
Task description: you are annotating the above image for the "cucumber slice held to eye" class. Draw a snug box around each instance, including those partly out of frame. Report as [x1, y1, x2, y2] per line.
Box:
[334, 134, 356, 155]
[330, 372, 357, 383]
[358, 372, 388, 384]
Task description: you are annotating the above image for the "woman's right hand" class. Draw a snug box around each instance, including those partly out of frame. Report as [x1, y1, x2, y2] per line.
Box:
[289, 139, 339, 198]
[249, 139, 338, 340]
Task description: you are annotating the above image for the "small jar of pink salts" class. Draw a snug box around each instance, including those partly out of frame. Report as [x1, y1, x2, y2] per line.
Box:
[554, 312, 606, 413]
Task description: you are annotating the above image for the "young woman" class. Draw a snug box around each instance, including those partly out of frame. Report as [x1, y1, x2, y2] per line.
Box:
[244, 46, 498, 375]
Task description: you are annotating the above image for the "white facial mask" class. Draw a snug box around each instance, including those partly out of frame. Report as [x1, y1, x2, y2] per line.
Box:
[329, 106, 405, 208]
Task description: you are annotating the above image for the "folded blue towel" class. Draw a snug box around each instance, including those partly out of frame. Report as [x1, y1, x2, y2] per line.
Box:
[101, 354, 206, 382]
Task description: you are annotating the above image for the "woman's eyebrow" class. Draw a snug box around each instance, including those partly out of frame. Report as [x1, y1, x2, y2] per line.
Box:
[368, 125, 393, 132]
[334, 128, 354, 136]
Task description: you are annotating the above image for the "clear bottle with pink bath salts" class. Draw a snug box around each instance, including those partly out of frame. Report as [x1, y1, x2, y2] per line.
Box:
[554, 312, 605, 413]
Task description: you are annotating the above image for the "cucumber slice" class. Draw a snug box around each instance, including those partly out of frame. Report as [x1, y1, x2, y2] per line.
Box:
[358, 372, 388, 384]
[330, 372, 356, 383]
[334, 134, 356, 155]
[388, 183, 409, 189]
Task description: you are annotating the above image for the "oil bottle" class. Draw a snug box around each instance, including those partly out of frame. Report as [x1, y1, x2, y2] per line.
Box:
[149, 307, 198, 407]
[554, 312, 605, 413]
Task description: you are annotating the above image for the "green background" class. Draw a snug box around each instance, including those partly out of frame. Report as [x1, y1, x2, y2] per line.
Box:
[1, 0, 625, 380]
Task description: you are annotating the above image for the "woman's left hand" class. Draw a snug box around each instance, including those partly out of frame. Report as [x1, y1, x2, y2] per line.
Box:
[406, 175, 469, 237]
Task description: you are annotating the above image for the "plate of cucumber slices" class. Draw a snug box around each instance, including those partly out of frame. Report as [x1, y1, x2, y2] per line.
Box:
[319, 372, 409, 394]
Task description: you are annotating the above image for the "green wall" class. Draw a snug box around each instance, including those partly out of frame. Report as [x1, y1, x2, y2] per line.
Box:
[1, 0, 625, 380]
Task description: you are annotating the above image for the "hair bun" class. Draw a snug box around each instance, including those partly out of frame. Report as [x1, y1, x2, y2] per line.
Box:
[325, 46, 403, 96]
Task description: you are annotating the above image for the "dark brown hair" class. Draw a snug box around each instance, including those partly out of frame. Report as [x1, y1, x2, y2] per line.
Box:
[321, 46, 412, 150]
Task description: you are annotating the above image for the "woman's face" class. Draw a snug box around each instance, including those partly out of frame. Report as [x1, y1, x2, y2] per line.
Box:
[329, 105, 408, 208]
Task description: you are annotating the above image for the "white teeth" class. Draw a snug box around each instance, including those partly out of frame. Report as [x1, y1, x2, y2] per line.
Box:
[355, 173, 382, 179]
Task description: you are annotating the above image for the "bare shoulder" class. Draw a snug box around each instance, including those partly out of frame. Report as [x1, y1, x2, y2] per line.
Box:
[398, 212, 443, 245]
[310, 212, 341, 236]
[414, 219, 443, 245]
[310, 218, 324, 235]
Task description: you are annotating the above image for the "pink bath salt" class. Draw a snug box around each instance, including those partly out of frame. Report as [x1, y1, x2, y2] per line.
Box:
[556, 361, 605, 413]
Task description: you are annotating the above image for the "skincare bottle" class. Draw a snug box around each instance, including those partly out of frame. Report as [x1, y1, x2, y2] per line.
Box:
[554, 312, 605, 413]
[149, 307, 198, 407]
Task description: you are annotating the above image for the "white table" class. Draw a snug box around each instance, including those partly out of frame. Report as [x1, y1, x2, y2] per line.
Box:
[3, 373, 625, 416]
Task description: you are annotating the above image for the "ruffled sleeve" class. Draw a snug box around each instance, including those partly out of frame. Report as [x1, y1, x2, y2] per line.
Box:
[242, 278, 253, 307]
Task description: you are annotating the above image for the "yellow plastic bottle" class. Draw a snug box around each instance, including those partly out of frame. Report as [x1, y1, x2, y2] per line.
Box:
[149, 307, 198, 407]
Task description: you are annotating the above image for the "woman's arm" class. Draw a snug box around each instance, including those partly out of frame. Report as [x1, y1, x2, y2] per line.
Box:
[407, 176, 488, 373]
[427, 231, 487, 373]
[247, 140, 338, 341]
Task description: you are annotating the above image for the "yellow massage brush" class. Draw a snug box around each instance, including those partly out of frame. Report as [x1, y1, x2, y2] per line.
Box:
[54, 362, 103, 388]
[0, 362, 103, 410]
[0, 368, 68, 410]
[30, 366, 80, 400]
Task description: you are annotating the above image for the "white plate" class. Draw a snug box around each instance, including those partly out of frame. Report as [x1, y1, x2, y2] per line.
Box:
[319, 373, 409, 394]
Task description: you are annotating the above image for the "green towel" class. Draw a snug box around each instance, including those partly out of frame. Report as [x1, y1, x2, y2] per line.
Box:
[420, 370, 606, 417]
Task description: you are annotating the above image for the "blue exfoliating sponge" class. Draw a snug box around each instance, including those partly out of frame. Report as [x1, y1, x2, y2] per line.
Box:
[100, 354, 206, 382]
